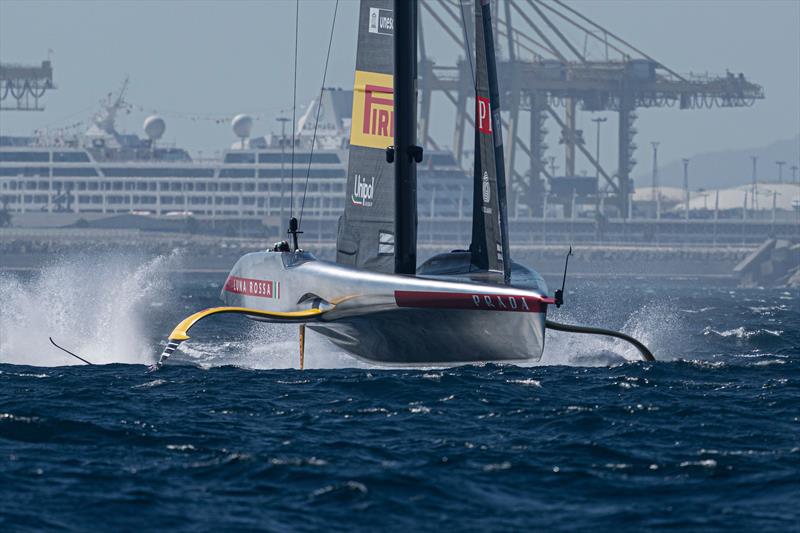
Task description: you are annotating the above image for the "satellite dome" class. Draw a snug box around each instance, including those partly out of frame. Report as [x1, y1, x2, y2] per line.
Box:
[232, 114, 254, 139]
[143, 115, 166, 140]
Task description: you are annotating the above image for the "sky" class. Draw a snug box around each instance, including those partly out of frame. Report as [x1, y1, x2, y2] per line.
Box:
[1, 0, 798, 180]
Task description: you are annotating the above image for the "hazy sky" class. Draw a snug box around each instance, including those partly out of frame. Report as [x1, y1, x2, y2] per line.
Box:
[1, 0, 798, 177]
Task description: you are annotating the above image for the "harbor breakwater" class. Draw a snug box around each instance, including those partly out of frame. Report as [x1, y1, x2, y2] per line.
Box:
[0, 228, 752, 280]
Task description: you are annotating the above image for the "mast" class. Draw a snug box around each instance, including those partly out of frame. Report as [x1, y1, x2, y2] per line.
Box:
[470, 0, 511, 283]
[393, 0, 420, 275]
[479, 0, 511, 283]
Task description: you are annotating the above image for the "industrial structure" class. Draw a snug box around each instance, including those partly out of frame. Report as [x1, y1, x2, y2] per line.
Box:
[2, 1, 792, 249]
[0, 60, 55, 111]
[418, 0, 765, 218]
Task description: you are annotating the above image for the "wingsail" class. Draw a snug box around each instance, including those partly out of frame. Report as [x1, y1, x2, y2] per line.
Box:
[336, 0, 396, 273]
[470, 0, 511, 283]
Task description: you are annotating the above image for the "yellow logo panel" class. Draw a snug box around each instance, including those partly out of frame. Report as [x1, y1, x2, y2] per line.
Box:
[350, 70, 394, 149]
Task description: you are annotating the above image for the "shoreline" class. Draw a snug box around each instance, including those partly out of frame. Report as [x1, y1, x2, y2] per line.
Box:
[0, 265, 736, 280]
[1, 229, 754, 282]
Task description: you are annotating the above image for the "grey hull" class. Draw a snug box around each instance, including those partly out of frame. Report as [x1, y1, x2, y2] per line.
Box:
[308, 308, 543, 365]
[221, 250, 551, 365]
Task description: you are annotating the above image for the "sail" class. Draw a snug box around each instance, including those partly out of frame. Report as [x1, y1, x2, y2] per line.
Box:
[336, 0, 396, 273]
[470, 0, 511, 282]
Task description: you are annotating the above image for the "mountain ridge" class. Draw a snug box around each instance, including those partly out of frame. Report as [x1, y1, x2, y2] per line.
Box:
[634, 134, 799, 190]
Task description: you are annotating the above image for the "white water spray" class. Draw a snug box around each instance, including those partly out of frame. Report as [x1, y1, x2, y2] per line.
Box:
[177, 322, 370, 370]
[0, 252, 181, 366]
[540, 299, 684, 366]
[175, 300, 678, 371]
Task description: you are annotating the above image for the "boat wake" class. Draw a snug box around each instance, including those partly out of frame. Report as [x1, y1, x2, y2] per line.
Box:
[177, 323, 371, 370]
[2, 254, 765, 370]
[178, 301, 682, 371]
[0, 251, 181, 366]
[539, 301, 686, 366]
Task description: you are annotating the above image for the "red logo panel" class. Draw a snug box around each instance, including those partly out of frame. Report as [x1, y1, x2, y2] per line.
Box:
[477, 96, 492, 134]
[395, 290, 552, 313]
[224, 276, 279, 299]
[363, 84, 394, 137]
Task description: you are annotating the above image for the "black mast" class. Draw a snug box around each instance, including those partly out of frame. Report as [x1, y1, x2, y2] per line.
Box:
[393, 0, 421, 275]
[479, 0, 511, 283]
[469, 0, 511, 283]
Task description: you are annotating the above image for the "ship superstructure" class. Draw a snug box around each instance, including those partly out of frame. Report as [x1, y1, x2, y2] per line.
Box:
[2, 84, 795, 247]
[0, 86, 470, 238]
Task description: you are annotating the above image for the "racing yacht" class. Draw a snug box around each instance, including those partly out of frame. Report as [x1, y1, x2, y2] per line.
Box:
[152, 0, 653, 370]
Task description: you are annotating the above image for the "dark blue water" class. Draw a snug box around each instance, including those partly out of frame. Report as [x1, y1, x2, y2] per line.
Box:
[1, 266, 798, 531]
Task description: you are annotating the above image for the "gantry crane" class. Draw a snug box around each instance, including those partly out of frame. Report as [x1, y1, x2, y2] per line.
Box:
[419, 0, 765, 217]
[0, 60, 55, 112]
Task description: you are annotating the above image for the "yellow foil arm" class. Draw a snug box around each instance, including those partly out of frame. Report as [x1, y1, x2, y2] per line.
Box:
[168, 306, 328, 342]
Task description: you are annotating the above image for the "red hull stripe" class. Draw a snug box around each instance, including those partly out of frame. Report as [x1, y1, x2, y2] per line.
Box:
[395, 290, 551, 313]
[224, 276, 277, 299]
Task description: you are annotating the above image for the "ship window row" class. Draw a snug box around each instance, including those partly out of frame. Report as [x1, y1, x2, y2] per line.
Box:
[263, 152, 340, 164]
[257, 168, 344, 178]
[75, 196, 324, 207]
[55, 167, 99, 176]
[54, 152, 91, 162]
[6, 195, 49, 203]
[223, 152, 341, 164]
[0, 151, 93, 162]
[2, 179, 344, 193]
[0, 167, 99, 177]
[0, 167, 51, 176]
[101, 168, 216, 178]
[220, 168, 346, 179]
[3, 151, 351, 169]
[0, 152, 50, 162]
[1, 166, 347, 179]
[4, 193, 345, 206]
[219, 168, 254, 178]
[178, 197, 311, 207]
[2, 180, 107, 191]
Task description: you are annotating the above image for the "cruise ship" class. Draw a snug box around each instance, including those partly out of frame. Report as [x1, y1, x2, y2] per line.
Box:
[0, 85, 471, 240]
[3, 85, 795, 248]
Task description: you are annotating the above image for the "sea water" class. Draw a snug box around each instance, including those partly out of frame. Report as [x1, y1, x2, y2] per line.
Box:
[0, 253, 797, 530]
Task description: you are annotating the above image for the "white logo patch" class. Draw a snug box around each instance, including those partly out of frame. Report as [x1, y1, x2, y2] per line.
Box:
[482, 171, 491, 203]
[368, 8, 393, 35]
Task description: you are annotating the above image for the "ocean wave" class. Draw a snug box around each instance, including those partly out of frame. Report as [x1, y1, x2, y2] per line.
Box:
[703, 326, 783, 339]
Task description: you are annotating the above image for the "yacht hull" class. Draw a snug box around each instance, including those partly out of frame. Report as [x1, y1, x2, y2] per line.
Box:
[220, 250, 551, 365]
